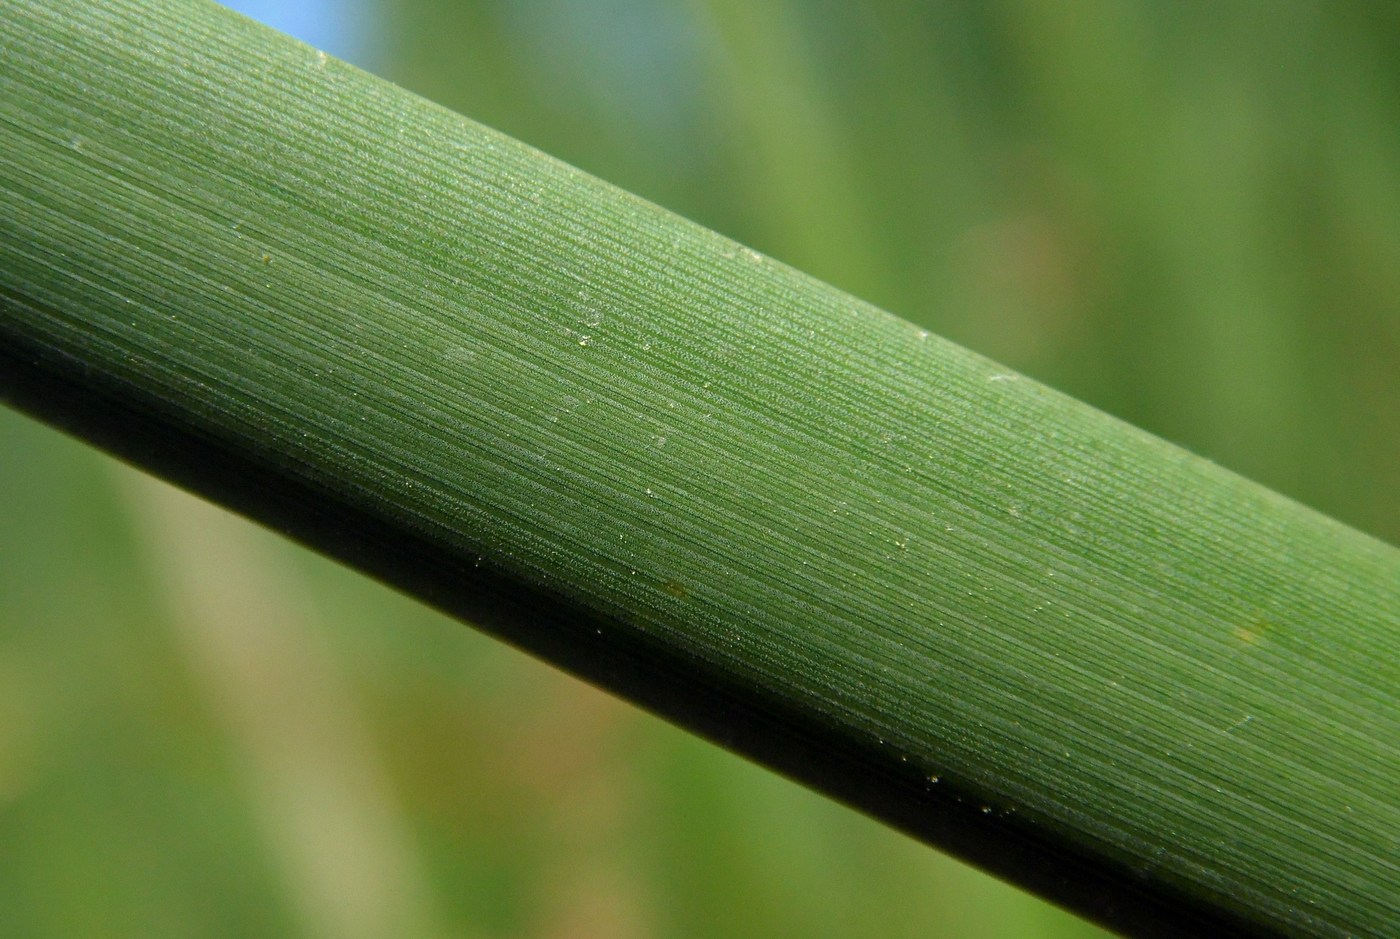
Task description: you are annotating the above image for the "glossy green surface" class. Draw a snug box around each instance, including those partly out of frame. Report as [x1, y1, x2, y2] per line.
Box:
[3, 1, 1399, 936]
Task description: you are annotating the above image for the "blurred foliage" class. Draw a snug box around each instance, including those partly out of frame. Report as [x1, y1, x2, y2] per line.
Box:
[2, 0, 1397, 936]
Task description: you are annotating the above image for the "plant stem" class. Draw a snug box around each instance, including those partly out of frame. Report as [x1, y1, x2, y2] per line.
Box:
[2, 1, 1398, 935]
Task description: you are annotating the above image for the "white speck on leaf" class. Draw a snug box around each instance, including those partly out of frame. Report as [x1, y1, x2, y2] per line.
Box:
[1225, 715, 1254, 734]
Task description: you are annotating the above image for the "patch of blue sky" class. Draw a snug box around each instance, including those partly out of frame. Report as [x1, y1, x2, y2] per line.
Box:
[217, 0, 381, 69]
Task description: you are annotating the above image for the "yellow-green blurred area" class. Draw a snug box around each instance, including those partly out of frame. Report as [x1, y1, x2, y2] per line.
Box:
[2, 0, 1398, 935]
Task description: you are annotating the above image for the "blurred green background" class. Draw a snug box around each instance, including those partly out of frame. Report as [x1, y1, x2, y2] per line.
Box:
[3, 1, 1398, 936]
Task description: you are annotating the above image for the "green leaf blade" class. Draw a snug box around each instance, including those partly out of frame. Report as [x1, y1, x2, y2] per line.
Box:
[3, 1, 1398, 935]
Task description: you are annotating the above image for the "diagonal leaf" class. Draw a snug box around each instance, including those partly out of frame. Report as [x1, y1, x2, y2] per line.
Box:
[2, 1, 1397, 935]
